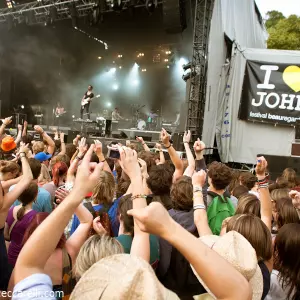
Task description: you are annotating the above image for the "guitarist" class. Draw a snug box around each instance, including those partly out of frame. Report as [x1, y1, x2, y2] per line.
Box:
[80, 85, 94, 120]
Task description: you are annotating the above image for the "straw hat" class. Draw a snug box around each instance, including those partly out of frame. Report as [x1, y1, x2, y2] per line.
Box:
[71, 254, 179, 300]
[1, 136, 16, 152]
[191, 231, 263, 300]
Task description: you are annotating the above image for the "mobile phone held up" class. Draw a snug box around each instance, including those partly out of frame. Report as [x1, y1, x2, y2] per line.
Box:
[109, 149, 120, 159]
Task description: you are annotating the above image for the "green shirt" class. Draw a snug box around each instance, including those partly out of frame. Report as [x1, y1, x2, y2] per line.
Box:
[116, 234, 160, 265]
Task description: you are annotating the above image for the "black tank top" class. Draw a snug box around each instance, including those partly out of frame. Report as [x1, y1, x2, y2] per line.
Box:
[259, 261, 271, 299]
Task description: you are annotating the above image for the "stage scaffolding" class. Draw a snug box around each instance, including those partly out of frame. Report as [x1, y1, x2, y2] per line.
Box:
[0, 0, 162, 26]
[186, 0, 214, 141]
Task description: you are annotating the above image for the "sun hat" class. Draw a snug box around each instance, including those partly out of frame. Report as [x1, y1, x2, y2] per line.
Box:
[1, 136, 17, 152]
[191, 231, 263, 300]
[71, 254, 179, 300]
[34, 152, 52, 162]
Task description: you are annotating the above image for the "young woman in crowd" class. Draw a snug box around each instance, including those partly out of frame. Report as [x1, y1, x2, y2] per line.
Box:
[279, 168, 297, 189]
[4, 182, 38, 266]
[0, 161, 21, 193]
[0, 144, 33, 293]
[43, 161, 68, 202]
[266, 223, 300, 300]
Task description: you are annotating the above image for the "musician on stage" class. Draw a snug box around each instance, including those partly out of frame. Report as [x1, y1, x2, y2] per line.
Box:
[80, 85, 94, 120]
[55, 102, 65, 117]
[111, 107, 124, 121]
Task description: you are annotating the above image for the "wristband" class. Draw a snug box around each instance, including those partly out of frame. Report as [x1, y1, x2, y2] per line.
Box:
[164, 143, 172, 149]
[193, 204, 206, 211]
[193, 187, 203, 193]
[257, 173, 269, 182]
[131, 194, 147, 201]
[142, 143, 146, 145]
[183, 142, 189, 144]
[76, 155, 83, 160]
[258, 183, 269, 189]
[20, 153, 26, 158]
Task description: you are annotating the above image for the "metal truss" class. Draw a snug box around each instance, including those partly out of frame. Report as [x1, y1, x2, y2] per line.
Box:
[186, 0, 215, 140]
[0, 0, 161, 26]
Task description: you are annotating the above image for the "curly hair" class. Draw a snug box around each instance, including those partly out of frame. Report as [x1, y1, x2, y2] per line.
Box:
[146, 164, 173, 195]
[138, 151, 156, 172]
[239, 172, 257, 190]
[207, 161, 233, 190]
[231, 185, 248, 199]
[171, 176, 193, 211]
[275, 197, 300, 229]
[274, 223, 300, 300]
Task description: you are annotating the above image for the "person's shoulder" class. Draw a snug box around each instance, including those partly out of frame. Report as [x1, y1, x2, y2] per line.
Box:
[13, 273, 55, 300]
[38, 187, 51, 196]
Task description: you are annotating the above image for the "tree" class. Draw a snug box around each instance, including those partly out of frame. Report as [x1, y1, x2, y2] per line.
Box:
[265, 11, 300, 50]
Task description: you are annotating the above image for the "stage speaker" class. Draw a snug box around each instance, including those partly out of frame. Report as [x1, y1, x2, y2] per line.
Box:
[135, 132, 152, 142]
[162, 0, 187, 34]
[172, 132, 184, 151]
[67, 130, 80, 143]
[112, 131, 128, 139]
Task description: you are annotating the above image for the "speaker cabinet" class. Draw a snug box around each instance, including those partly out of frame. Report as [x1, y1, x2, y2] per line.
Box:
[67, 130, 80, 143]
[162, 0, 187, 34]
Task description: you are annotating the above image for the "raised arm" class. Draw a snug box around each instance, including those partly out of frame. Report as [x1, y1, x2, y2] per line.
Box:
[289, 190, 300, 219]
[194, 138, 206, 171]
[192, 171, 212, 236]
[128, 202, 251, 300]
[14, 145, 103, 285]
[161, 128, 183, 181]
[183, 130, 195, 177]
[57, 132, 66, 156]
[22, 120, 28, 138]
[0, 116, 12, 138]
[256, 156, 272, 231]
[94, 140, 113, 174]
[0, 146, 33, 228]
[155, 143, 165, 164]
[14, 124, 23, 145]
[34, 125, 55, 155]
[136, 136, 150, 152]
[118, 146, 150, 263]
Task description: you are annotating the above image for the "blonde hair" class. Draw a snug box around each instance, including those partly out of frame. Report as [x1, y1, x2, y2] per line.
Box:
[92, 171, 115, 205]
[32, 141, 45, 155]
[74, 235, 123, 277]
[38, 164, 51, 185]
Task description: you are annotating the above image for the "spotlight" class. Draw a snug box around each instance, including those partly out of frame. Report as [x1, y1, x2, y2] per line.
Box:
[98, 56, 102, 59]
[164, 58, 169, 62]
[72, 115, 75, 118]
[145, 0, 157, 13]
[111, 0, 123, 12]
[112, 84, 119, 90]
[107, 102, 112, 107]
[167, 65, 170, 69]
[182, 62, 192, 71]
[110, 67, 116, 73]
[179, 57, 188, 65]
[119, 66, 122, 69]
[137, 53, 144, 58]
[20, 105, 24, 109]
[133, 79, 139, 86]
[165, 51, 171, 55]
[117, 54, 123, 58]
[141, 69, 147, 72]
[182, 71, 196, 82]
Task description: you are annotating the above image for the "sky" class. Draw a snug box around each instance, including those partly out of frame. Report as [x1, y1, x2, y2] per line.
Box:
[255, 0, 300, 18]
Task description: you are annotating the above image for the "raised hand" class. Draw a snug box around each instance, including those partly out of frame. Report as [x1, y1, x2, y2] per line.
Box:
[93, 216, 107, 235]
[34, 125, 44, 134]
[55, 188, 70, 204]
[183, 130, 191, 143]
[136, 136, 144, 143]
[118, 146, 141, 180]
[60, 132, 65, 142]
[193, 138, 205, 153]
[3, 116, 12, 126]
[289, 190, 300, 210]
[138, 158, 148, 179]
[192, 170, 207, 187]
[256, 156, 267, 178]
[94, 140, 103, 156]
[73, 145, 104, 197]
[155, 143, 162, 150]
[127, 202, 174, 238]
[18, 124, 22, 131]
[19, 143, 29, 155]
[78, 137, 88, 156]
[160, 128, 170, 146]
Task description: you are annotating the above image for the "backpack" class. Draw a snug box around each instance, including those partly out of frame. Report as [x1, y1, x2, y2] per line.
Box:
[84, 202, 113, 237]
[207, 191, 235, 236]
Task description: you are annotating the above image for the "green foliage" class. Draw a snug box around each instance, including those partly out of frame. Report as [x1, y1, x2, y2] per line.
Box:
[265, 11, 300, 50]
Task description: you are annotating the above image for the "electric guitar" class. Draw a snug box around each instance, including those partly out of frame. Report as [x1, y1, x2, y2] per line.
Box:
[81, 94, 100, 108]
[55, 111, 67, 118]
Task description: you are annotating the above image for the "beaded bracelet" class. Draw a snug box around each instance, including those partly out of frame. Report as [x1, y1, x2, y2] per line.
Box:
[131, 194, 147, 201]
[258, 183, 269, 189]
[193, 204, 206, 211]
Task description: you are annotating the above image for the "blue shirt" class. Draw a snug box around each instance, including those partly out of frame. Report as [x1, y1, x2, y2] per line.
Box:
[70, 198, 121, 237]
[10, 185, 52, 213]
[13, 273, 56, 299]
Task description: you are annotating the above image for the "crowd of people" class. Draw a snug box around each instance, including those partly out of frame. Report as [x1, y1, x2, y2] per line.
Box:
[0, 115, 299, 300]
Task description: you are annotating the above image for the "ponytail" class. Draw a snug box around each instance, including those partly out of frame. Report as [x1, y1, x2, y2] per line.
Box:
[17, 205, 26, 221]
[52, 162, 68, 187]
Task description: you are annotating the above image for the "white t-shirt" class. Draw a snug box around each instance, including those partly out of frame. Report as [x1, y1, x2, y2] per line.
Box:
[266, 270, 291, 300]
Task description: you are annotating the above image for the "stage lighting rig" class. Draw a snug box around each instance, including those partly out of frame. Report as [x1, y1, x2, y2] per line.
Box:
[182, 71, 196, 82]
[145, 0, 157, 13]
[182, 62, 191, 71]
